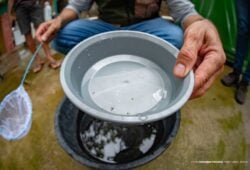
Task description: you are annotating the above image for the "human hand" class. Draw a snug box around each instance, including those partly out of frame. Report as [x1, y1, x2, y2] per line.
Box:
[36, 17, 62, 43]
[173, 19, 226, 99]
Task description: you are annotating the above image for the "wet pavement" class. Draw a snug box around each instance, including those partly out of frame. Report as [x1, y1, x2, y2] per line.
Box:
[0, 45, 249, 170]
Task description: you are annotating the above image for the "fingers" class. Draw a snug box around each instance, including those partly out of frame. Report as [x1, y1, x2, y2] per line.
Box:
[41, 23, 57, 42]
[36, 22, 50, 42]
[36, 20, 59, 43]
[190, 65, 224, 99]
[190, 33, 226, 99]
[190, 49, 225, 98]
[173, 26, 204, 78]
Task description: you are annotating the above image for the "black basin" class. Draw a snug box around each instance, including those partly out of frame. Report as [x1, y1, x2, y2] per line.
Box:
[55, 97, 181, 170]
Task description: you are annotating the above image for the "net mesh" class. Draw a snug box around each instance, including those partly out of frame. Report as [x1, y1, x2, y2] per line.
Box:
[0, 43, 42, 141]
[0, 85, 32, 140]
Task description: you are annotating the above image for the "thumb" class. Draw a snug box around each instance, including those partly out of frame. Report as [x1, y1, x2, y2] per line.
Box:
[173, 32, 203, 78]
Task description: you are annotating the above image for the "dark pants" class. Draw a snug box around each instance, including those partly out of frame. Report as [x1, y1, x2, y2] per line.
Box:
[233, 0, 250, 83]
[15, 4, 44, 35]
[52, 17, 184, 54]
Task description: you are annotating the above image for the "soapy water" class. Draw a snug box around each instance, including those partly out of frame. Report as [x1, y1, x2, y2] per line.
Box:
[78, 119, 158, 164]
[81, 55, 172, 115]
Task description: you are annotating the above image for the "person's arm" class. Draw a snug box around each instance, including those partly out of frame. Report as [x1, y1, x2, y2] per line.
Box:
[182, 14, 203, 29]
[167, 0, 226, 98]
[7, 0, 15, 26]
[166, 0, 198, 26]
[36, 8, 78, 42]
[7, 0, 14, 15]
[36, 0, 94, 42]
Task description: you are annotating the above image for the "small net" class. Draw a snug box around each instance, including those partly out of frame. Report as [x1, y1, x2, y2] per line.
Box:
[0, 86, 32, 140]
[0, 43, 42, 141]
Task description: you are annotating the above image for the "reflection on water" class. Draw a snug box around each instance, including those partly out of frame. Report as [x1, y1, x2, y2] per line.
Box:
[78, 117, 160, 164]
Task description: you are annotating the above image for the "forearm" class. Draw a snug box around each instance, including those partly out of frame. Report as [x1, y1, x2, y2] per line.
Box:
[182, 14, 204, 30]
[7, 0, 14, 15]
[56, 8, 78, 27]
[166, 0, 198, 26]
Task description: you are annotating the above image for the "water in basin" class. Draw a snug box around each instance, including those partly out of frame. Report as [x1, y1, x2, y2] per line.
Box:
[81, 55, 172, 115]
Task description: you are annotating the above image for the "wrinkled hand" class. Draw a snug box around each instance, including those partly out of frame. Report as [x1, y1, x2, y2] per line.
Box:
[36, 17, 62, 43]
[173, 19, 226, 99]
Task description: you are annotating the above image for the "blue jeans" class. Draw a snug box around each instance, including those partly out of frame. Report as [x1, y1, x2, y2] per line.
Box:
[233, 0, 250, 83]
[52, 17, 183, 54]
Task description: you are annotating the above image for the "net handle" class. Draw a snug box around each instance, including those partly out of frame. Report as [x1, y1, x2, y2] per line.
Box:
[20, 43, 43, 86]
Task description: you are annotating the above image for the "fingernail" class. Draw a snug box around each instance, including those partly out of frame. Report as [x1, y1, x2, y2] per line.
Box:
[174, 63, 186, 76]
[42, 36, 46, 42]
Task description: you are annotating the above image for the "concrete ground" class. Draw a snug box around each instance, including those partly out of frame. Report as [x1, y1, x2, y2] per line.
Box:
[0, 45, 249, 170]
